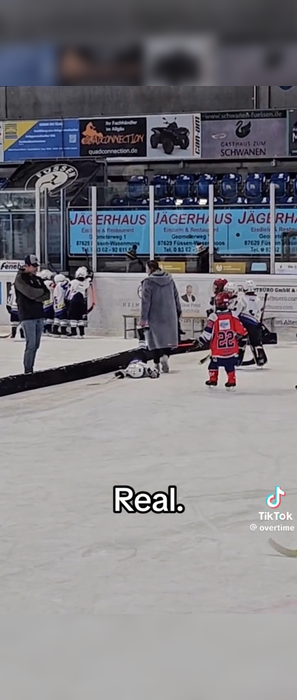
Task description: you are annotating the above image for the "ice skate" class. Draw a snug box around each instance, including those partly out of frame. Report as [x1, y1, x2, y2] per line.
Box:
[205, 379, 217, 388]
[225, 381, 236, 391]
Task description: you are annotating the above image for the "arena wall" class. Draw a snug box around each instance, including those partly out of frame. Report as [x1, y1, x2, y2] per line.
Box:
[87, 273, 297, 336]
[0, 273, 295, 336]
[1, 86, 296, 120]
[1, 87, 254, 120]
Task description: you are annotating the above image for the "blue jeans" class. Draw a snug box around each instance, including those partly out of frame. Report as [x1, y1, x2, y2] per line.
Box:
[22, 319, 44, 373]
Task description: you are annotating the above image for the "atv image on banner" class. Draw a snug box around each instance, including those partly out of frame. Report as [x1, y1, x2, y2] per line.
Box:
[149, 117, 191, 155]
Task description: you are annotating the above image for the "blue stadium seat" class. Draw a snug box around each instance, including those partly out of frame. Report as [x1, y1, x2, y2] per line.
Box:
[275, 195, 289, 205]
[135, 198, 149, 207]
[156, 197, 176, 207]
[244, 173, 265, 203]
[173, 174, 194, 199]
[220, 174, 242, 202]
[284, 195, 297, 205]
[152, 175, 170, 200]
[195, 174, 216, 199]
[127, 175, 148, 200]
[182, 197, 198, 207]
[270, 173, 290, 199]
[110, 196, 130, 208]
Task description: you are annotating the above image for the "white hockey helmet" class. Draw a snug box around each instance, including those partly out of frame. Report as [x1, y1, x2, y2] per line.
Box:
[127, 361, 145, 378]
[75, 266, 88, 280]
[39, 269, 53, 280]
[243, 279, 256, 293]
[224, 281, 238, 296]
[54, 273, 67, 284]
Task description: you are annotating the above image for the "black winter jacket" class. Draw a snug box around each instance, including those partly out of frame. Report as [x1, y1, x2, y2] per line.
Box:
[14, 270, 50, 322]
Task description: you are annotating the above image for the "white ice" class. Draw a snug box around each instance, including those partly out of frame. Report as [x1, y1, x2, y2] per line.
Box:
[0, 336, 297, 613]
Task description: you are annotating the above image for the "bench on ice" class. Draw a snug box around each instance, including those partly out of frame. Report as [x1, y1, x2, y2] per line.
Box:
[123, 313, 140, 339]
[123, 312, 207, 339]
[181, 313, 207, 337]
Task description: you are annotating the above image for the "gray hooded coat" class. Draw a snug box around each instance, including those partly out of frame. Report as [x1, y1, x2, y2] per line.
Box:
[140, 270, 181, 350]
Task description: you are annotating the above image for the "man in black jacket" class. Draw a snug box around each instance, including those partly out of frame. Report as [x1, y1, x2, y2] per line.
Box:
[14, 255, 50, 374]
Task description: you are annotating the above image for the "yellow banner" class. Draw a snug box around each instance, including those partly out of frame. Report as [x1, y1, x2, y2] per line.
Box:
[4, 121, 36, 151]
[159, 261, 186, 273]
[213, 262, 246, 274]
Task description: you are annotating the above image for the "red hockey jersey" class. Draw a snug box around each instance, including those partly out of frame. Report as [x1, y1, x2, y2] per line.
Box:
[201, 311, 247, 358]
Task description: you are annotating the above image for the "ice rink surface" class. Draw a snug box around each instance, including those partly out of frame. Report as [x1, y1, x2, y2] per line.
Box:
[1, 335, 297, 613]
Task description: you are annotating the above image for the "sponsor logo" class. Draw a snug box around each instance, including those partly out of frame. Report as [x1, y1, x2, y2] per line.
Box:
[26, 164, 78, 195]
[219, 319, 230, 330]
[81, 122, 145, 147]
[0, 260, 21, 271]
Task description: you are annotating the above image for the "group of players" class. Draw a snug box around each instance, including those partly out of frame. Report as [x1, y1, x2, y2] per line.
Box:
[198, 277, 267, 390]
[7, 266, 95, 338]
[120, 277, 268, 388]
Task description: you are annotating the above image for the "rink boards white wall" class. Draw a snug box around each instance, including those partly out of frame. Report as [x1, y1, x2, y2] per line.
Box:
[88, 274, 297, 336]
[0, 272, 297, 335]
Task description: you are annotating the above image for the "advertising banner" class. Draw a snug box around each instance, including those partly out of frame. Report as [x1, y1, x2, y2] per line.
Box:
[8, 159, 103, 205]
[3, 119, 79, 161]
[275, 262, 297, 275]
[69, 207, 297, 256]
[201, 110, 287, 159]
[146, 114, 199, 159]
[79, 118, 147, 158]
[69, 210, 150, 255]
[155, 207, 297, 256]
[288, 109, 297, 155]
[0, 121, 3, 163]
[213, 262, 246, 274]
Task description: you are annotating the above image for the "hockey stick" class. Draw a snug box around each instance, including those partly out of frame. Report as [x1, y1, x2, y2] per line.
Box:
[269, 538, 297, 558]
[260, 292, 269, 325]
[199, 353, 210, 365]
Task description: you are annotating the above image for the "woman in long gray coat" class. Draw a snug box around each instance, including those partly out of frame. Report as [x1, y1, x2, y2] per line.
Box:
[140, 260, 181, 373]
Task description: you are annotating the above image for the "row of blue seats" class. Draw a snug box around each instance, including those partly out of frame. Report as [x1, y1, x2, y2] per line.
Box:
[109, 195, 297, 208]
[114, 173, 297, 205]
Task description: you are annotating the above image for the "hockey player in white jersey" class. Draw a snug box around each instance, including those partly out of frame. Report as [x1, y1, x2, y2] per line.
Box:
[115, 327, 159, 379]
[224, 281, 238, 311]
[68, 267, 92, 338]
[39, 269, 55, 335]
[235, 280, 267, 366]
[6, 282, 24, 339]
[53, 274, 70, 336]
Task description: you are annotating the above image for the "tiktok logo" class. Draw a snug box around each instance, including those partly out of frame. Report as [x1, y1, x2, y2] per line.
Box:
[266, 487, 286, 509]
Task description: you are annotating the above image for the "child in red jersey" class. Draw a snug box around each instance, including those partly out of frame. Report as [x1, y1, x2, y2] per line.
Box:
[199, 291, 248, 389]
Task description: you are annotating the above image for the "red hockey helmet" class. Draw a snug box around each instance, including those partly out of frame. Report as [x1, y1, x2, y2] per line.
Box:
[215, 291, 231, 311]
[213, 278, 228, 294]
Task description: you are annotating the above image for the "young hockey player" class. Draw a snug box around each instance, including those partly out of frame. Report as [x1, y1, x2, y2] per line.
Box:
[224, 281, 238, 311]
[235, 280, 267, 366]
[53, 274, 70, 336]
[6, 283, 24, 339]
[68, 266, 92, 338]
[198, 291, 248, 390]
[38, 269, 55, 335]
[207, 278, 228, 316]
[115, 326, 159, 379]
